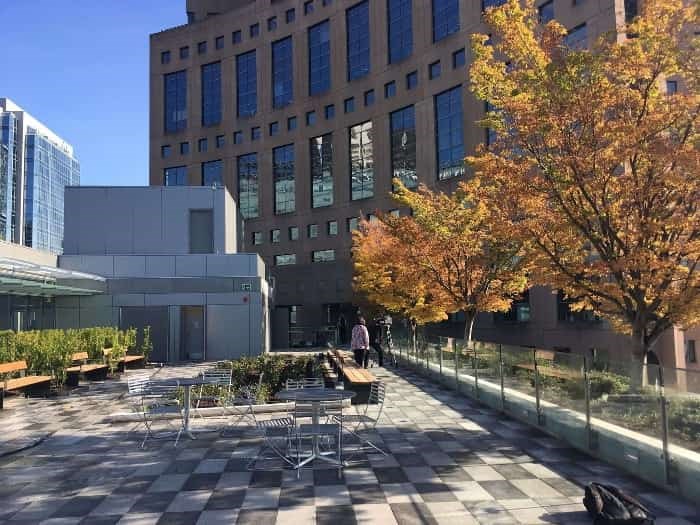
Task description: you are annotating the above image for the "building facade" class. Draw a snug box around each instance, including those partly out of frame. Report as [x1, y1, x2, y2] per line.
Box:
[0, 98, 80, 254]
[147, 0, 695, 364]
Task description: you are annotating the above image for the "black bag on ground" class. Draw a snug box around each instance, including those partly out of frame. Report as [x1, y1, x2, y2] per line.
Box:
[583, 482, 655, 525]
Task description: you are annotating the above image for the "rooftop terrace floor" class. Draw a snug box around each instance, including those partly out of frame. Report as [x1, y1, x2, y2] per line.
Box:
[0, 365, 698, 524]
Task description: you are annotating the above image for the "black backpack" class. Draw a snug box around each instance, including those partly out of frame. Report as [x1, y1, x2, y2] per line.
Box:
[583, 482, 655, 525]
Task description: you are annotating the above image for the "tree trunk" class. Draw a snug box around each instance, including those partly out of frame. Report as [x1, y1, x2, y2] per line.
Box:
[464, 312, 476, 347]
[631, 325, 650, 389]
[410, 318, 417, 355]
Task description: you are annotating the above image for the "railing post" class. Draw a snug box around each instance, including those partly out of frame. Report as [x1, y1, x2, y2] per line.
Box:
[454, 340, 459, 393]
[439, 342, 443, 378]
[658, 367, 673, 486]
[584, 356, 593, 450]
[534, 348, 543, 425]
[473, 342, 479, 400]
[425, 341, 429, 371]
[499, 344, 505, 412]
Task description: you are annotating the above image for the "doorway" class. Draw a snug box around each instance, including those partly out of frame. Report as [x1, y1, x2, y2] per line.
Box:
[181, 306, 205, 361]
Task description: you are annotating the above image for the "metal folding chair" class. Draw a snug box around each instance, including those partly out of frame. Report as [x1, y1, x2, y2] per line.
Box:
[335, 381, 387, 455]
[139, 381, 185, 448]
[247, 391, 296, 469]
[295, 394, 344, 478]
[192, 368, 232, 421]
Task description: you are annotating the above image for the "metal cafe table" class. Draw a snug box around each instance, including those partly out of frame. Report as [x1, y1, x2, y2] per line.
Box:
[276, 387, 355, 468]
[153, 376, 209, 440]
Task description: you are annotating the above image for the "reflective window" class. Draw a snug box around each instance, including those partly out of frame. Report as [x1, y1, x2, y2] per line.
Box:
[452, 48, 466, 68]
[344, 97, 355, 113]
[180, 142, 190, 155]
[309, 21, 331, 95]
[324, 104, 335, 119]
[432, 0, 459, 42]
[565, 24, 587, 50]
[232, 30, 242, 43]
[233, 131, 243, 144]
[238, 153, 259, 218]
[161, 50, 171, 64]
[269, 121, 279, 136]
[406, 70, 418, 89]
[304, 0, 314, 14]
[250, 23, 260, 38]
[289, 226, 299, 240]
[215, 35, 224, 49]
[236, 50, 257, 117]
[364, 89, 374, 106]
[288, 116, 298, 130]
[384, 81, 396, 98]
[273, 144, 295, 214]
[268, 16, 277, 31]
[286, 8, 296, 23]
[202, 159, 223, 187]
[271, 229, 281, 243]
[347, 217, 359, 231]
[253, 231, 262, 245]
[538, 0, 554, 23]
[308, 224, 319, 238]
[198, 138, 208, 152]
[313, 249, 335, 262]
[666, 80, 678, 94]
[624, 0, 638, 23]
[216, 135, 225, 148]
[327, 220, 338, 235]
[198, 41, 207, 54]
[180, 46, 189, 59]
[164, 70, 187, 132]
[164, 166, 187, 186]
[388, 0, 413, 63]
[349, 121, 374, 200]
[485, 101, 497, 146]
[429, 61, 441, 79]
[201, 62, 221, 126]
[482, 0, 506, 10]
[311, 133, 333, 208]
[435, 86, 464, 180]
[390, 105, 417, 189]
[306, 111, 316, 126]
[251, 127, 261, 140]
[275, 254, 296, 265]
[161, 145, 171, 158]
[346, 1, 370, 80]
[272, 37, 294, 108]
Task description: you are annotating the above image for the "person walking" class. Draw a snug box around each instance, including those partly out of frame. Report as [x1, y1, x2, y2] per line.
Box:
[351, 316, 370, 368]
[369, 319, 385, 367]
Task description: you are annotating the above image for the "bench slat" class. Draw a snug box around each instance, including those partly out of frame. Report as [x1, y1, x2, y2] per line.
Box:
[5, 375, 52, 391]
[0, 360, 28, 374]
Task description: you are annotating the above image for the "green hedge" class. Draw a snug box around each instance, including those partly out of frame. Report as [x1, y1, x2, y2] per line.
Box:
[0, 327, 150, 385]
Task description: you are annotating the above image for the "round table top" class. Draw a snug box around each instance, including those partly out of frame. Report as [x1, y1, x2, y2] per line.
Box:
[276, 388, 356, 402]
[154, 377, 210, 387]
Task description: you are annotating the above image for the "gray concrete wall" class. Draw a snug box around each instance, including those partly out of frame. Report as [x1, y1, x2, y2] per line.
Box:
[63, 186, 237, 256]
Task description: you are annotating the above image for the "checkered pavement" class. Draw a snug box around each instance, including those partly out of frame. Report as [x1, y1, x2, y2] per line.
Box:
[0, 364, 697, 524]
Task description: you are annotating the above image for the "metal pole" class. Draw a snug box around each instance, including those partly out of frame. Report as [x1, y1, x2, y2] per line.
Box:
[658, 367, 672, 486]
[534, 349, 543, 425]
[473, 342, 479, 400]
[439, 342, 443, 378]
[454, 339, 459, 393]
[499, 344, 505, 411]
[584, 356, 592, 449]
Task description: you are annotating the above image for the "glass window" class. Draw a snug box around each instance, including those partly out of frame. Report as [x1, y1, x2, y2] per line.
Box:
[304, 0, 314, 14]
[252, 231, 262, 245]
[388, 0, 413, 63]
[384, 81, 396, 98]
[308, 20, 331, 95]
[268, 16, 277, 31]
[202, 159, 223, 187]
[180, 142, 190, 155]
[346, 1, 370, 80]
[236, 50, 257, 117]
[311, 133, 333, 208]
[389, 209, 400, 217]
[313, 249, 335, 262]
[565, 23, 587, 50]
[271, 229, 281, 243]
[432, 0, 459, 42]
[233, 131, 243, 144]
[269, 121, 279, 136]
[344, 97, 355, 113]
[286, 8, 296, 23]
[164, 166, 187, 186]
[306, 111, 316, 126]
[350, 120, 374, 200]
[216, 135, 225, 148]
[288, 116, 298, 130]
[435, 86, 464, 180]
[327, 220, 338, 235]
[201, 61, 222, 126]
[666, 80, 678, 94]
[273, 144, 295, 214]
[164, 70, 187, 132]
[180, 46, 189, 59]
[364, 89, 375, 106]
[406, 70, 418, 89]
[198, 41, 207, 54]
[251, 127, 261, 140]
[232, 30, 242, 43]
[215, 35, 224, 49]
[687, 340, 697, 364]
[482, 0, 506, 10]
[323, 0, 332, 5]
[250, 23, 260, 38]
[324, 104, 335, 119]
[538, 0, 554, 23]
[161, 50, 171, 64]
[161, 145, 171, 158]
[275, 254, 296, 265]
[198, 138, 208, 152]
[347, 217, 359, 231]
[452, 48, 466, 68]
[308, 224, 319, 238]
[485, 101, 497, 146]
[390, 105, 417, 189]
[429, 61, 441, 79]
[189, 209, 214, 254]
[289, 226, 299, 240]
[238, 153, 259, 218]
[272, 36, 294, 108]
[624, 0, 638, 23]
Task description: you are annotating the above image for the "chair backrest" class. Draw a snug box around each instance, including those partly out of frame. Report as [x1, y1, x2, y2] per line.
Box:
[286, 377, 323, 390]
[369, 382, 386, 409]
[202, 369, 232, 386]
[71, 352, 89, 362]
[142, 381, 179, 400]
[127, 372, 151, 395]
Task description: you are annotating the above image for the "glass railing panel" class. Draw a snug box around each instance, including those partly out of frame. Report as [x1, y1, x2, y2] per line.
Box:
[538, 351, 586, 414]
[662, 366, 700, 454]
[473, 341, 500, 386]
[501, 344, 536, 401]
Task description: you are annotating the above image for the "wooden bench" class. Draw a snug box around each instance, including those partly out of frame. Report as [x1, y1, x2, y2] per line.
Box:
[0, 360, 52, 408]
[65, 352, 109, 387]
[514, 350, 579, 380]
[103, 348, 145, 372]
[327, 349, 376, 403]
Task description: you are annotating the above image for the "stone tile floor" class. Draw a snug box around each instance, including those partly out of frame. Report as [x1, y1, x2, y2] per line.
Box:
[0, 364, 698, 524]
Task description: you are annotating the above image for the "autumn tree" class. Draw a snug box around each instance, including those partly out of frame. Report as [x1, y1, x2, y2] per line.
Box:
[468, 0, 700, 363]
[352, 218, 448, 351]
[353, 180, 530, 345]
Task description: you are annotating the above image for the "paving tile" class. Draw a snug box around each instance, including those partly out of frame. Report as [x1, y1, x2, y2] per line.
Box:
[242, 487, 281, 509]
[316, 504, 358, 525]
[155, 511, 201, 525]
[129, 492, 178, 514]
[203, 488, 246, 510]
[195, 508, 240, 525]
[315, 484, 352, 506]
[275, 505, 315, 523]
[166, 490, 211, 512]
[147, 474, 189, 493]
[390, 502, 437, 525]
[236, 508, 278, 525]
[481, 481, 529, 500]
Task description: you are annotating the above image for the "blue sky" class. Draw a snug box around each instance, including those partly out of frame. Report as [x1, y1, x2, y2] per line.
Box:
[0, 0, 184, 186]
